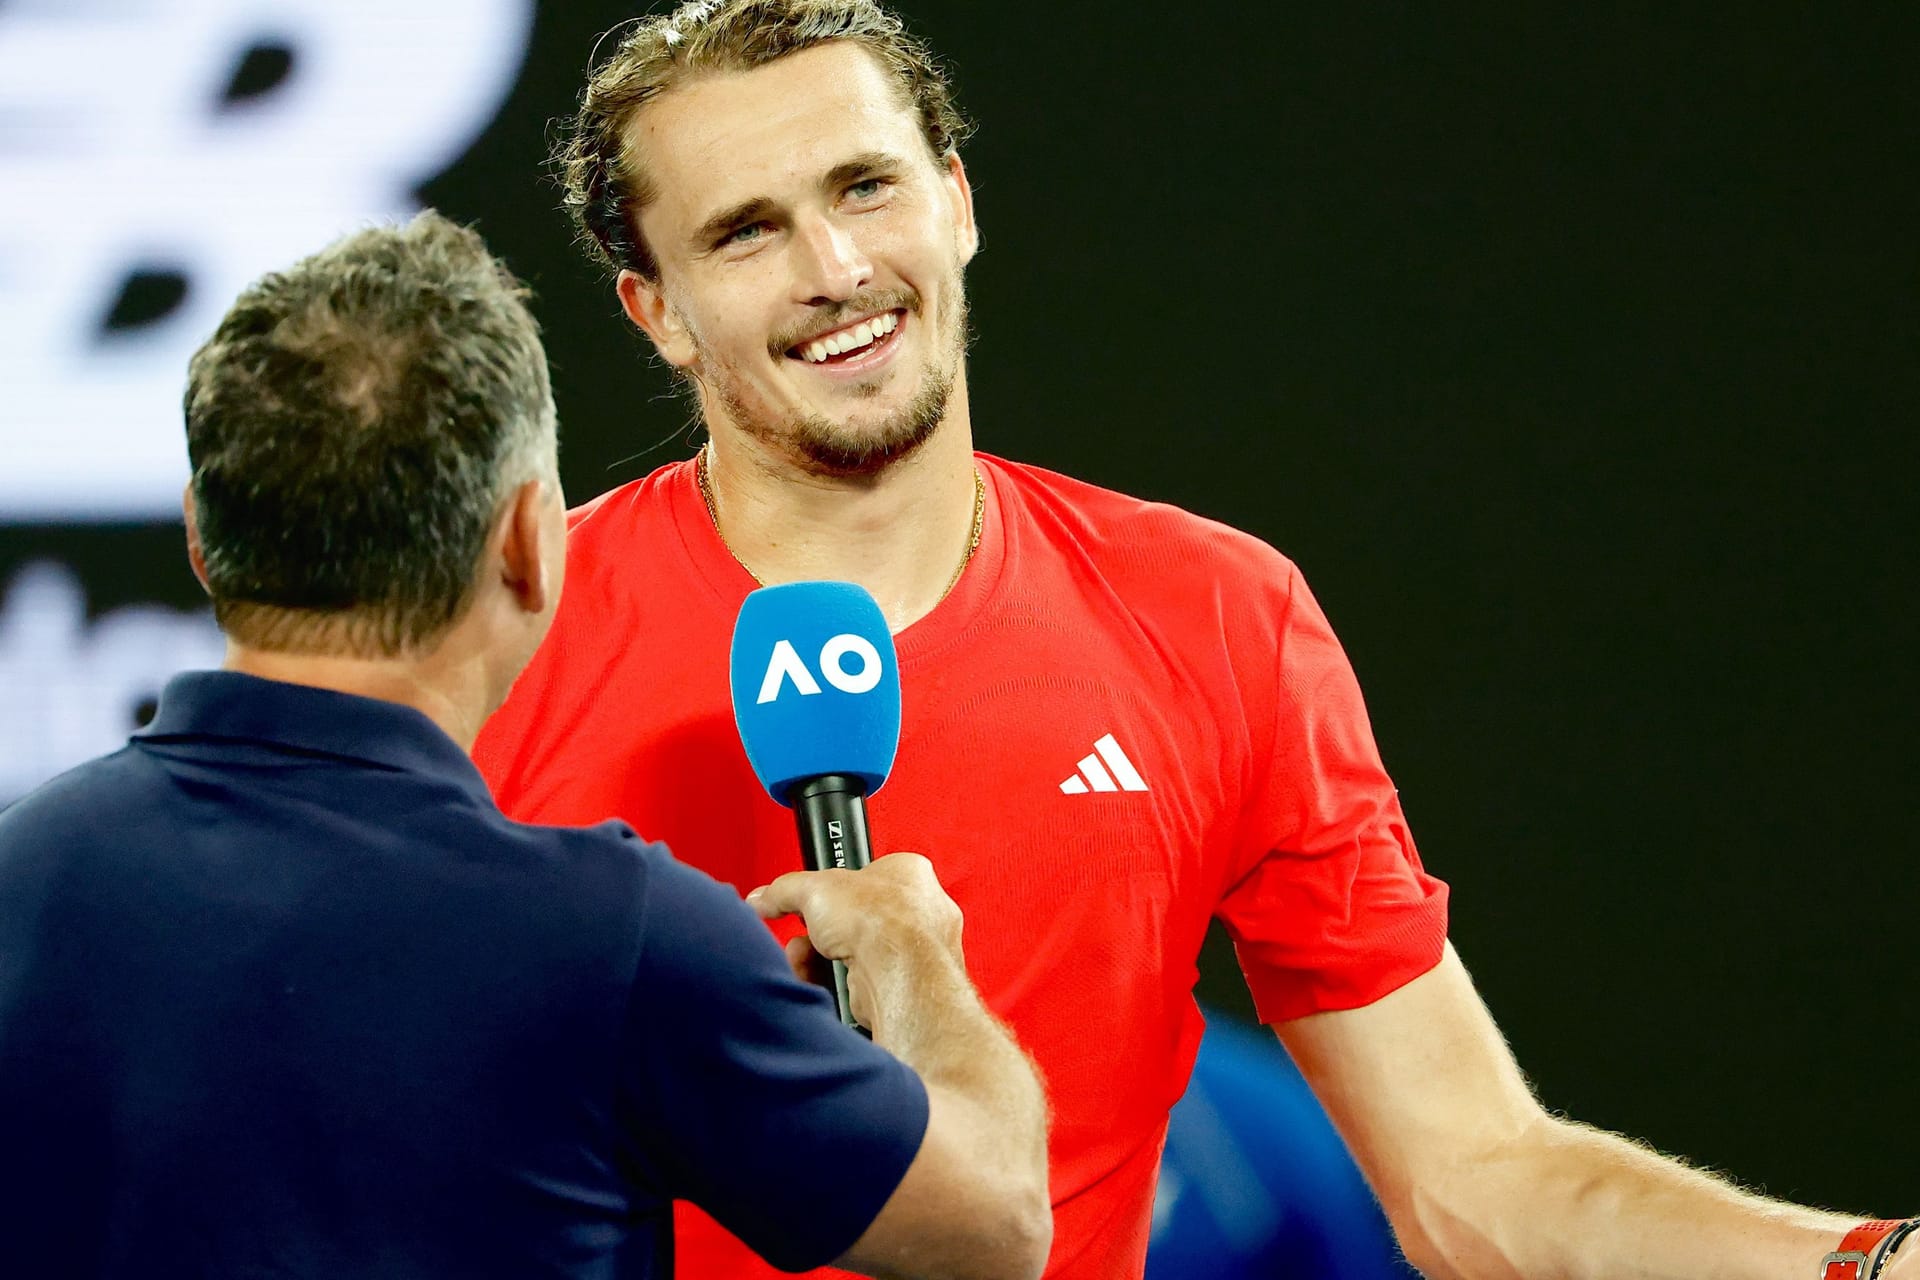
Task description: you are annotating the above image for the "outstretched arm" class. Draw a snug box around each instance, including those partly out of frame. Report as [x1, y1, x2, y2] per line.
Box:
[1278, 943, 1909, 1279]
[751, 852, 1052, 1280]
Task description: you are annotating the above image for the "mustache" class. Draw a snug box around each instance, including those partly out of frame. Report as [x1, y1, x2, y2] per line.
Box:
[767, 288, 921, 357]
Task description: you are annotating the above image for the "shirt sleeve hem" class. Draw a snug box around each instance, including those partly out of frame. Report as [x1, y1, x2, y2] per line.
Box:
[1238, 897, 1451, 1025]
[755, 1064, 931, 1272]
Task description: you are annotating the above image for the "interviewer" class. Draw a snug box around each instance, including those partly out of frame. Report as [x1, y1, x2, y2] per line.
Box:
[0, 211, 1050, 1280]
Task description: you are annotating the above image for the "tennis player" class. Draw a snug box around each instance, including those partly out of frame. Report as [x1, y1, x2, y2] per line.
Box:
[476, 4, 1916, 1278]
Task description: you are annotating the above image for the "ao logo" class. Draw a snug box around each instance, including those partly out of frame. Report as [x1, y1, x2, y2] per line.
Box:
[0, 0, 534, 520]
[756, 634, 885, 704]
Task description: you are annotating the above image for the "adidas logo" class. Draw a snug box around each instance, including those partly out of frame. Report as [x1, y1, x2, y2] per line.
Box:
[1059, 733, 1149, 795]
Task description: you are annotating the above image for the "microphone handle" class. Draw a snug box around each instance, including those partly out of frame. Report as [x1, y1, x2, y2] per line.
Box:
[789, 774, 875, 1037]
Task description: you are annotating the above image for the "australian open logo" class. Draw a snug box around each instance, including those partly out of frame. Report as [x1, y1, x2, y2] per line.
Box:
[755, 634, 885, 704]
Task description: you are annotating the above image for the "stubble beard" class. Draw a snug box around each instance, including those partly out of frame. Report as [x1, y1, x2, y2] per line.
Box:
[705, 285, 968, 478]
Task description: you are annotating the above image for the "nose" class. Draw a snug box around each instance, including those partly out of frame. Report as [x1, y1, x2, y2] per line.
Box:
[791, 216, 873, 305]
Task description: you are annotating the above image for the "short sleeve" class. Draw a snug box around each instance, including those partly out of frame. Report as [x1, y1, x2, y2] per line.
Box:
[616, 848, 929, 1272]
[1217, 563, 1449, 1024]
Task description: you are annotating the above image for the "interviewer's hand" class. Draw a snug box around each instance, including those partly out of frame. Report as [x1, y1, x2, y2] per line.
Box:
[746, 852, 968, 1035]
[755, 854, 1052, 1280]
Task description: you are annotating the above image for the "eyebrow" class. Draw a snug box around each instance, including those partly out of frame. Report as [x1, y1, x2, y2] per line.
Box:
[823, 150, 905, 191]
[687, 151, 910, 251]
[690, 196, 778, 251]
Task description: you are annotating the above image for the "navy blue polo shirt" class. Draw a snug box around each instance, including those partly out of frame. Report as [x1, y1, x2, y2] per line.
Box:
[0, 670, 927, 1279]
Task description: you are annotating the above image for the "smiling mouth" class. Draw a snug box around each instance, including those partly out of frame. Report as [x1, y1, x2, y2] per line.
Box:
[786, 309, 905, 364]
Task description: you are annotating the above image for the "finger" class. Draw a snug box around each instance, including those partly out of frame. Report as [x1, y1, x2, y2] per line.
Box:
[783, 935, 810, 984]
[745, 870, 818, 920]
[784, 934, 833, 989]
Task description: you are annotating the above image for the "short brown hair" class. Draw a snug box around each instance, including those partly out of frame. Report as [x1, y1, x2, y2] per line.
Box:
[184, 211, 555, 658]
[556, 0, 972, 281]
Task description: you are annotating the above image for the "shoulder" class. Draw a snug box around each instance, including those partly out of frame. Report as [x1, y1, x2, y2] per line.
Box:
[562, 461, 688, 562]
[985, 454, 1304, 623]
[0, 747, 152, 851]
[484, 461, 698, 740]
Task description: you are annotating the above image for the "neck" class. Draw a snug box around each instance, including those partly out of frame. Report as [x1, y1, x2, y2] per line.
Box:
[222, 634, 496, 753]
[702, 382, 982, 632]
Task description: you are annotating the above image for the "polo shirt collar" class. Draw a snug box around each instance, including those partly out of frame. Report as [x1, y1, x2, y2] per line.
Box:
[137, 670, 490, 802]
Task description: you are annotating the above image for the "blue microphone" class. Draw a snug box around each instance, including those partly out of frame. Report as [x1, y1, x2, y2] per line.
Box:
[729, 582, 901, 1032]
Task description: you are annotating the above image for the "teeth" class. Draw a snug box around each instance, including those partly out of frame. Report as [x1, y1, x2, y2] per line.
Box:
[799, 312, 899, 363]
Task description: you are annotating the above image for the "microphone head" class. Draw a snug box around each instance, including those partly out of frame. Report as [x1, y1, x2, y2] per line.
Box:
[728, 581, 902, 806]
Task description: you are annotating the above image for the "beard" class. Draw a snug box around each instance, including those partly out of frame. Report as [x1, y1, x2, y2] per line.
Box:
[772, 359, 954, 474]
[699, 283, 967, 477]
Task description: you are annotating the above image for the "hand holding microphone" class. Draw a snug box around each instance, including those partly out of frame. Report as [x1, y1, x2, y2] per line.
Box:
[731, 582, 1053, 1275]
[746, 851, 969, 1036]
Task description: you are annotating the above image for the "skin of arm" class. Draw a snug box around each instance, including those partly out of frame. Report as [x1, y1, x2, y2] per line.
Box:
[749, 853, 1053, 1280]
[1278, 943, 1906, 1280]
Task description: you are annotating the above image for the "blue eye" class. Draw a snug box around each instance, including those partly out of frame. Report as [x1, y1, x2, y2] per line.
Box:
[848, 179, 884, 200]
[727, 223, 766, 246]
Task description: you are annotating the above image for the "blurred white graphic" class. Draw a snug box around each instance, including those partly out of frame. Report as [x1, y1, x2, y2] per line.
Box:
[0, 0, 535, 520]
[0, 562, 224, 805]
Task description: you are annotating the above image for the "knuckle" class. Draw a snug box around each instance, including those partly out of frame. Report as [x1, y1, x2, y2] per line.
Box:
[885, 851, 932, 881]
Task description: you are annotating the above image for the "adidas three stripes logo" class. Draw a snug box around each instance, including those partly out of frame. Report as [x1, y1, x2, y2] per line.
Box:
[1059, 734, 1150, 795]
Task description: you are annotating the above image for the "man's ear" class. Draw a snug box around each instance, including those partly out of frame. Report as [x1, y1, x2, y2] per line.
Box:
[942, 151, 980, 264]
[181, 484, 211, 595]
[496, 477, 559, 617]
[616, 269, 698, 368]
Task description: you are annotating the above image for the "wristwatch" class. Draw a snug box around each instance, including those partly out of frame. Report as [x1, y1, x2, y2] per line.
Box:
[1825, 1220, 1920, 1280]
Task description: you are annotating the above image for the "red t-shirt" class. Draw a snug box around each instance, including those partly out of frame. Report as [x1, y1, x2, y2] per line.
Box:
[475, 453, 1449, 1279]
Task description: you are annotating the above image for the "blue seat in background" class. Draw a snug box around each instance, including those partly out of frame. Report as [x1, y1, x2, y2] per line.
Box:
[1148, 1013, 1419, 1279]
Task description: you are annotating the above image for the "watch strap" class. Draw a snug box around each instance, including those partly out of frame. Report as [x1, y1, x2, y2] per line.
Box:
[1825, 1220, 1916, 1280]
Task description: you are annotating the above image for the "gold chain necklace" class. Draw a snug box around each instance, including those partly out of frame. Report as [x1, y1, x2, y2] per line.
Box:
[695, 446, 986, 601]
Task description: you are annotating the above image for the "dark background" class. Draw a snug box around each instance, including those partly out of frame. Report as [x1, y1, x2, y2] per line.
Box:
[7, 2, 1915, 1217]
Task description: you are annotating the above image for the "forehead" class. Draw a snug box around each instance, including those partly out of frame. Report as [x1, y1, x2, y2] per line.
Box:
[626, 42, 927, 226]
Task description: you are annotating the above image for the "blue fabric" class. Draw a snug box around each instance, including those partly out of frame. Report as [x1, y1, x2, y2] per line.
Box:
[0, 670, 926, 1279]
[1149, 1014, 1418, 1280]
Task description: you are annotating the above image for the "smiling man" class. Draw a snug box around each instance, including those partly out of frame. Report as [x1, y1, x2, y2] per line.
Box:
[584, 24, 984, 626]
[474, 3, 1918, 1279]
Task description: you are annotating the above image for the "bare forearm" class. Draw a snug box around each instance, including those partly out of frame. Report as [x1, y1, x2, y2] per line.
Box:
[839, 952, 1052, 1279]
[1398, 1115, 1858, 1280]
[755, 857, 1051, 1278]
[1281, 949, 1900, 1280]
[867, 950, 1049, 1195]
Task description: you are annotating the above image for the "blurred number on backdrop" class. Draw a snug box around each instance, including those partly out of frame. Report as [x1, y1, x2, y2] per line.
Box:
[0, 0, 535, 802]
